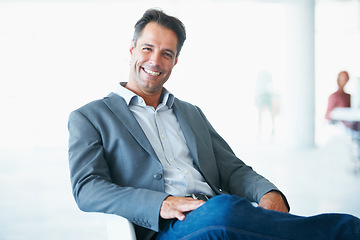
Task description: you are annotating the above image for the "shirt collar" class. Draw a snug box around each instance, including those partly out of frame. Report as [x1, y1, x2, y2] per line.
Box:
[115, 82, 174, 108]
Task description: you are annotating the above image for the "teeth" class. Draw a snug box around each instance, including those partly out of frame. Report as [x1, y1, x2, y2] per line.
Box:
[144, 68, 160, 76]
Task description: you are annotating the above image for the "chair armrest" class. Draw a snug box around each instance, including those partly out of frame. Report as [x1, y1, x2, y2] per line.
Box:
[105, 214, 136, 240]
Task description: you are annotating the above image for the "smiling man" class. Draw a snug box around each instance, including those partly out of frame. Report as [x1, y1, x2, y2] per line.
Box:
[68, 8, 360, 240]
[127, 21, 178, 108]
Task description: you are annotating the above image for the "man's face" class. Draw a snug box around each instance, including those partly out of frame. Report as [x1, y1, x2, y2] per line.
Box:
[129, 22, 179, 95]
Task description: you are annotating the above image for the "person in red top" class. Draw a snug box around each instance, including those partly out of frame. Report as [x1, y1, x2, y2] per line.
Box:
[325, 71, 351, 122]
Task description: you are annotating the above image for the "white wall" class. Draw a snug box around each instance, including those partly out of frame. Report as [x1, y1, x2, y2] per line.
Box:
[0, 0, 289, 151]
[0, 0, 359, 150]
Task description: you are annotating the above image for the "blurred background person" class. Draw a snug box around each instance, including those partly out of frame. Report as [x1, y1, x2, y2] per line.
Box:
[325, 71, 351, 123]
[324, 71, 359, 133]
[255, 70, 277, 141]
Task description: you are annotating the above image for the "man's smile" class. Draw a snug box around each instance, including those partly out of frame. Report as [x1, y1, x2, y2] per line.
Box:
[142, 67, 161, 76]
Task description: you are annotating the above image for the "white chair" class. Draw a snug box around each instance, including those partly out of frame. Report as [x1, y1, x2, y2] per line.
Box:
[105, 214, 136, 240]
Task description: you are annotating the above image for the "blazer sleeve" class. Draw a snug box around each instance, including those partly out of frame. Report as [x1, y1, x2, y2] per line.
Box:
[191, 105, 288, 205]
[68, 108, 168, 232]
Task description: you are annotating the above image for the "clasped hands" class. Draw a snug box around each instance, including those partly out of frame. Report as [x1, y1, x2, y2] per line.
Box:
[160, 191, 289, 221]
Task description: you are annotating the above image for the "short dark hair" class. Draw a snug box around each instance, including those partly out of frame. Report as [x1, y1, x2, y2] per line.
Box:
[133, 9, 186, 56]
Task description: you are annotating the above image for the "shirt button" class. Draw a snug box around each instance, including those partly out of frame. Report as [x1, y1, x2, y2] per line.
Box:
[184, 170, 189, 174]
[161, 134, 165, 139]
[153, 173, 162, 180]
[169, 158, 174, 162]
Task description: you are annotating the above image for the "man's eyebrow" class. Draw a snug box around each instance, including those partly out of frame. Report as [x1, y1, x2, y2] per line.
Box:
[142, 43, 155, 48]
[141, 43, 176, 56]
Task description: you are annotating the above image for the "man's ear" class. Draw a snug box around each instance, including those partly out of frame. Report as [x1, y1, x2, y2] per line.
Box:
[174, 54, 179, 66]
[129, 40, 135, 54]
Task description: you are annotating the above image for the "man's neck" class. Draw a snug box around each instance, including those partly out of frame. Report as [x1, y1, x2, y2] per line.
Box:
[142, 94, 162, 109]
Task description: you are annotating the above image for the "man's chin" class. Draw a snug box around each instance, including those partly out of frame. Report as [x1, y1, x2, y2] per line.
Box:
[140, 79, 166, 92]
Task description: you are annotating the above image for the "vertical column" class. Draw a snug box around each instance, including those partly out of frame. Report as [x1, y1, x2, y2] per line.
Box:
[283, 0, 315, 148]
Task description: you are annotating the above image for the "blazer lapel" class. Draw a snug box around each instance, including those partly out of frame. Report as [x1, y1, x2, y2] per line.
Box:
[172, 100, 199, 166]
[103, 92, 157, 158]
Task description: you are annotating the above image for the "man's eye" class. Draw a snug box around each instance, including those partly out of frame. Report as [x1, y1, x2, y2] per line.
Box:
[143, 48, 151, 51]
[163, 52, 173, 58]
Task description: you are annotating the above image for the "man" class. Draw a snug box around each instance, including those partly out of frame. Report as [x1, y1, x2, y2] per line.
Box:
[68, 9, 360, 240]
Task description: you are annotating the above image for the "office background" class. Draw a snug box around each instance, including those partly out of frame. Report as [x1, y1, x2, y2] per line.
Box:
[0, 0, 359, 239]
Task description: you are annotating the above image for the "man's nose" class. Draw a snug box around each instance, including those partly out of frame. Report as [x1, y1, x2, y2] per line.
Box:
[149, 52, 161, 66]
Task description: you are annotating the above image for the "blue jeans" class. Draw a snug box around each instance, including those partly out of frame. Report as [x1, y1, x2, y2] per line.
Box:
[155, 195, 360, 240]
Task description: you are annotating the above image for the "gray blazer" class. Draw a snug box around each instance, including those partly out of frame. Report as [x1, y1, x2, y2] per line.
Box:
[68, 92, 281, 239]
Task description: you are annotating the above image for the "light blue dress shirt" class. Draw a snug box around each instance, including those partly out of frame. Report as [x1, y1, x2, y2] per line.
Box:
[116, 82, 215, 197]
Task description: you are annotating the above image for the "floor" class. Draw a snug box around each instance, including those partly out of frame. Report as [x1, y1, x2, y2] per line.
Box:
[237, 128, 360, 219]
[0, 126, 359, 240]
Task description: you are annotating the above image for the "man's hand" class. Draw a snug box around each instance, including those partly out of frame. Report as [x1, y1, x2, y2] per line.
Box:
[258, 191, 289, 213]
[160, 196, 205, 221]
